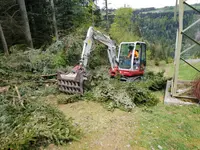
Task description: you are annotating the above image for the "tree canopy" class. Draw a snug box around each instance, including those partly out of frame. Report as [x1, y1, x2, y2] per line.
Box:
[110, 8, 141, 43]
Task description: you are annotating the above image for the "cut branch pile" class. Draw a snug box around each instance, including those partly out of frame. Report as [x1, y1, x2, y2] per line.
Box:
[78, 67, 167, 111]
[0, 87, 79, 150]
[193, 77, 200, 100]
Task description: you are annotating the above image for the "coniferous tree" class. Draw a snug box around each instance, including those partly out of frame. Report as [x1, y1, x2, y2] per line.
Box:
[17, 0, 33, 48]
[0, 23, 9, 55]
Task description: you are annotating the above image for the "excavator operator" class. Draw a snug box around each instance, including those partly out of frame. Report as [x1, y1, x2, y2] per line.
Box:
[127, 46, 139, 59]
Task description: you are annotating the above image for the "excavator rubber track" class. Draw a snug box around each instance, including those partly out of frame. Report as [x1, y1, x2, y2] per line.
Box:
[57, 71, 84, 94]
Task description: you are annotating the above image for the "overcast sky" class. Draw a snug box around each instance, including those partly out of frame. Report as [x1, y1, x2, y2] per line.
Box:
[97, 0, 199, 9]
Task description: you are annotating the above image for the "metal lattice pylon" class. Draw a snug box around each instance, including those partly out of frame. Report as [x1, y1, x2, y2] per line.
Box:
[172, 0, 200, 99]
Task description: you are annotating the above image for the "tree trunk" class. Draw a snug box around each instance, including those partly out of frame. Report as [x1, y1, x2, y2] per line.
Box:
[105, 0, 109, 31]
[0, 23, 9, 55]
[50, 0, 58, 41]
[17, 0, 33, 48]
[29, 5, 36, 35]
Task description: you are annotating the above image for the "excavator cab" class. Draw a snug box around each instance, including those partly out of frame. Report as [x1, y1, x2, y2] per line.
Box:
[117, 42, 146, 78]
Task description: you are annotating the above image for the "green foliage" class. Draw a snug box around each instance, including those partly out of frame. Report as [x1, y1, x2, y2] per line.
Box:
[110, 8, 141, 43]
[126, 85, 159, 107]
[179, 62, 200, 80]
[132, 9, 197, 62]
[81, 67, 167, 111]
[52, 51, 66, 68]
[0, 94, 79, 150]
[166, 57, 173, 64]
[0, 61, 80, 149]
[64, 35, 83, 66]
[154, 58, 160, 66]
[57, 94, 82, 104]
[0, 0, 102, 50]
[87, 44, 109, 69]
[0, 32, 84, 75]
[145, 71, 167, 91]
[134, 105, 200, 149]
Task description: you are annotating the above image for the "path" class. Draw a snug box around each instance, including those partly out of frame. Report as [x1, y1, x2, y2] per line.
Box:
[57, 101, 143, 150]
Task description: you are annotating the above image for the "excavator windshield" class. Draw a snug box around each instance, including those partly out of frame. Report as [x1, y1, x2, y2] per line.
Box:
[118, 43, 135, 69]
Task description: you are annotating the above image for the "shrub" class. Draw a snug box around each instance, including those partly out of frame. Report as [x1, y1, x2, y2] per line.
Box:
[154, 58, 160, 66]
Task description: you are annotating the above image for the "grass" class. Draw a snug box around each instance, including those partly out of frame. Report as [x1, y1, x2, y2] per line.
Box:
[51, 61, 200, 150]
[48, 99, 200, 150]
[133, 104, 200, 150]
[147, 60, 200, 80]
[146, 60, 173, 78]
[179, 62, 200, 80]
[1, 53, 199, 150]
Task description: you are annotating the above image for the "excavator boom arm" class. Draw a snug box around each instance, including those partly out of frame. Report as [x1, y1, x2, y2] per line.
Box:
[57, 27, 117, 94]
[80, 27, 117, 70]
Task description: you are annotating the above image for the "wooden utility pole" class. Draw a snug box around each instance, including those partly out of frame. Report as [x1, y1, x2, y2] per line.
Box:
[0, 23, 9, 55]
[105, 0, 109, 31]
[50, 0, 59, 41]
[172, 0, 184, 96]
[17, 0, 33, 48]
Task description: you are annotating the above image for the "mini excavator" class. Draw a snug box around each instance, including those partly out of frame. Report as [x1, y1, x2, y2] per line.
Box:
[57, 27, 147, 94]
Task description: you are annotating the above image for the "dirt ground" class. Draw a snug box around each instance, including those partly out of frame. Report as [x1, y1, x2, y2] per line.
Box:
[55, 101, 144, 150]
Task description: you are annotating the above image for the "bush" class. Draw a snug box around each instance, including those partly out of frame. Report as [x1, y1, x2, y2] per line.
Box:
[165, 57, 173, 64]
[154, 58, 160, 66]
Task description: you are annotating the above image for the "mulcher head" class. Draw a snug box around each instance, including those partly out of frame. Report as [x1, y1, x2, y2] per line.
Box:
[57, 70, 84, 94]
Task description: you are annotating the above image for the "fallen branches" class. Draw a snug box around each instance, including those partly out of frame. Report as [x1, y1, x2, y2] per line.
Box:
[15, 85, 21, 100]
[79, 68, 166, 111]
[41, 73, 57, 78]
[0, 86, 10, 93]
[14, 85, 25, 107]
[192, 77, 200, 100]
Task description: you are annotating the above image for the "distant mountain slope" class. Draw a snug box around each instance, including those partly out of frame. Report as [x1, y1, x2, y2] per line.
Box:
[133, 4, 200, 46]
[135, 3, 200, 14]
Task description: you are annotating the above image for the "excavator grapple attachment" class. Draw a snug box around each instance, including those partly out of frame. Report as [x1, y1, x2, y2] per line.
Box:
[57, 70, 84, 94]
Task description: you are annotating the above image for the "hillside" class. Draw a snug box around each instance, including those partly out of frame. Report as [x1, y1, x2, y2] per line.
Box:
[135, 3, 200, 13]
[132, 3, 200, 56]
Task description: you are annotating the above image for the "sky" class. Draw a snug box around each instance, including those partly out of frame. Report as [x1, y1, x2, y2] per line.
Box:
[97, 0, 199, 9]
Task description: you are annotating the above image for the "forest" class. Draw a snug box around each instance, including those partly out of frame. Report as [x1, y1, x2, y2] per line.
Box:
[0, 0, 200, 150]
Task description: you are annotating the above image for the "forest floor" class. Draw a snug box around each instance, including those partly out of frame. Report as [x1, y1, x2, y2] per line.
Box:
[43, 62, 200, 150]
